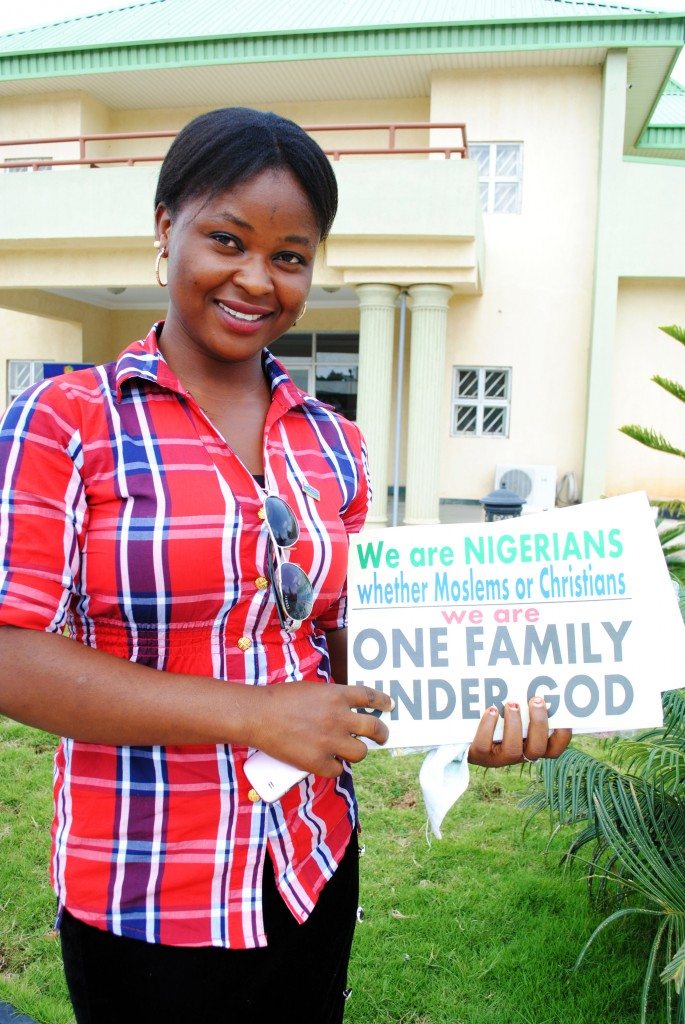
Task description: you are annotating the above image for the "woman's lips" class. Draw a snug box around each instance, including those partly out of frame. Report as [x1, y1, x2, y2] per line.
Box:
[215, 299, 273, 333]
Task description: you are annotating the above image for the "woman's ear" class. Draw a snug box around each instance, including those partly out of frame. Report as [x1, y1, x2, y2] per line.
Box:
[154, 203, 172, 251]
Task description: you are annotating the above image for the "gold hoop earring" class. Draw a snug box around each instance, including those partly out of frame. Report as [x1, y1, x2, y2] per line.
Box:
[295, 302, 307, 325]
[155, 247, 168, 288]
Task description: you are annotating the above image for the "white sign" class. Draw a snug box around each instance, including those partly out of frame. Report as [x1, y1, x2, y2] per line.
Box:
[348, 493, 684, 747]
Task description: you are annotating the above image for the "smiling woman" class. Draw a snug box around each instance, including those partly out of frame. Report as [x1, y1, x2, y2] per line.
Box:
[0, 106, 567, 1024]
[0, 106, 395, 1024]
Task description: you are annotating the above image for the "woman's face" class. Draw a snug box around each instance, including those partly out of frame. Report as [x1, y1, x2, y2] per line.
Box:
[154, 167, 320, 375]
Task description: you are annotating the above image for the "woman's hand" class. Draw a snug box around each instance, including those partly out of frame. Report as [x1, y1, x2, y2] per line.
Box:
[468, 696, 572, 768]
[251, 681, 393, 779]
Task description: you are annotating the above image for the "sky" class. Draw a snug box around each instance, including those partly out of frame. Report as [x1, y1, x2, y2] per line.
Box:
[0, 0, 683, 81]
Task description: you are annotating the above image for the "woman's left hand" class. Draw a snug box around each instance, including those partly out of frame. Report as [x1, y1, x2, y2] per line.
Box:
[468, 696, 572, 768]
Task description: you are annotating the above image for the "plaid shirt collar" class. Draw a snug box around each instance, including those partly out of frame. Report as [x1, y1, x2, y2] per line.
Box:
[114, 321, 309, 416]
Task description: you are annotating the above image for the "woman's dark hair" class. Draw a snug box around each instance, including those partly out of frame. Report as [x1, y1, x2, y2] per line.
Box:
[154, 107, 338, 240]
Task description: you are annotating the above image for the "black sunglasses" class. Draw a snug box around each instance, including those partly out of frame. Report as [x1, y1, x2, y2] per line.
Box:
[263, 495, 314, 627]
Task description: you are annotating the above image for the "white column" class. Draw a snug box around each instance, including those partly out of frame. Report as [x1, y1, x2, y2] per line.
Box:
[404, 284, 453, 525]
[582, 50, 627, 501]
[355, 283, 399, 525]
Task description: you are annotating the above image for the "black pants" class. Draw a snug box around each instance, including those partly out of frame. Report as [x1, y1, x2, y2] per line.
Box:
[60, 833, 359, 1024]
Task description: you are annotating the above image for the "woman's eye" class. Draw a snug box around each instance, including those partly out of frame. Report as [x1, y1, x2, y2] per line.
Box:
[276, 252, 306, 266]
[210, 233, 241, 249]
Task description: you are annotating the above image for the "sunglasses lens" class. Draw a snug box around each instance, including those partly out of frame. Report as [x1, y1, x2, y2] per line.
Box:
[264, 495, 299, 548]
[273, 562, 314, 621]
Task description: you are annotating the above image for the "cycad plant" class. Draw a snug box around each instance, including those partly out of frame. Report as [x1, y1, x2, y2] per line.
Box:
[523, 324, 685, 1022]
[620, 323, 685, 581]
[523, 691, 685, 1023]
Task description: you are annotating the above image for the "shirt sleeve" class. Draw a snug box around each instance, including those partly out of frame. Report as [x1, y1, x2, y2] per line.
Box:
[315, 423, 371, 633]
[0, 382, 87, 632]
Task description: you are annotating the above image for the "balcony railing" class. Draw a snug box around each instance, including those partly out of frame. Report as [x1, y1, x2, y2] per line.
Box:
[0, 122, 469, 171]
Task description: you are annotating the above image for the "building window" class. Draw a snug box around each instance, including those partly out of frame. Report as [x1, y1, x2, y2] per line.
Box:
[469, 143, 522, 214]
[451, 366, 511, 437]
[277, 333, 359, 420]
[7, 360, 47, 404]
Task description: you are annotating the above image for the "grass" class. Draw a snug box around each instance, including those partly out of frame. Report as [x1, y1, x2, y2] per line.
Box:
[0, 719, 73, 1024]
[0, 721, 663, 1024]
[349, 744, 662, 1024]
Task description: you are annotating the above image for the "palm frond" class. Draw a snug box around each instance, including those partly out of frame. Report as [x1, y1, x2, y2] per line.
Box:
[619, 425, 685, 459]
[637, 690, 685, 744]
[660, 324, 685, 347]
[592, 785, 685, 912]
[608, 699, 685, 793]
[643, 919, 670, 1024]
[537, 747, 620, 826]
[655, 500, 685, 519]
[574, 907, 664, 971]
[664, 547, 685, 563]
[658, 523, 685, 547]
[608, 738, 685, 794]
[662, 689, 685, 734]
[662, 939, 685, 994]
[667, 562, 685, 586]
[652, 375, 685, 404]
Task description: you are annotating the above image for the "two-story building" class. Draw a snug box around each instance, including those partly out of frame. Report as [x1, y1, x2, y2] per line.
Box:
[1, 0, 683, 522]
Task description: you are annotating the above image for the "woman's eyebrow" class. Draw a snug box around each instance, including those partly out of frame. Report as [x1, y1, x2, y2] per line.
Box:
[283, 233, 316, 250]
[214, 212, 315, 250]
[217, 210, 252, 230]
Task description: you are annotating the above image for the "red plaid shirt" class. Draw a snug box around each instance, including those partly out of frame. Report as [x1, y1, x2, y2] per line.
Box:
[0, 324, 370, 948]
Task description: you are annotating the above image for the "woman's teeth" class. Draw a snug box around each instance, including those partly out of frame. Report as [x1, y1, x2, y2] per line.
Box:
[218, 302, 265, 322]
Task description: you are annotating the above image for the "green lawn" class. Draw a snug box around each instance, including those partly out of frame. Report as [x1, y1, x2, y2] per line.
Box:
[0, 720, 661, 1024]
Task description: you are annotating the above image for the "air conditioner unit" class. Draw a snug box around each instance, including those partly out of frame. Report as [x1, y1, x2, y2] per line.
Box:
[494, 464, 557, 510]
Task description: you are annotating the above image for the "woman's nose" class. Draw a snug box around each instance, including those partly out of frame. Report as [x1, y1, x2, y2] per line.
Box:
[233, 256, 273, 296]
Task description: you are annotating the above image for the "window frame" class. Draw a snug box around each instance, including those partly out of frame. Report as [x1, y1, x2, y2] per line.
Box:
[450, 365, 512, 439]
[277, 331, 359, 420]
[7, 359, 53, 405]
[469, 142, 523, 214]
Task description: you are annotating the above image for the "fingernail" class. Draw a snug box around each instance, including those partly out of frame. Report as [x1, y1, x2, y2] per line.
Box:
[389, 697, 395, 711]
[508, 702, 520, 712]
[532, 697, 546, 706]
[488, 706, 499, 716]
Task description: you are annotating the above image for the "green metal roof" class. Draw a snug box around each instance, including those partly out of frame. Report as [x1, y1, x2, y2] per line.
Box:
[650, 77, 685, 123]
[0, 0, 682, 80]
[639, 78, 685, 148]
[0, 0, 681, 55]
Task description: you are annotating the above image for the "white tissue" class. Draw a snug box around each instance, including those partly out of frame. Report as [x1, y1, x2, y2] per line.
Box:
[418, 744, 471, 839]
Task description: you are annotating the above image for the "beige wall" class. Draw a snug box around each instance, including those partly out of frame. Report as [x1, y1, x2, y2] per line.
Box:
[429, 66, 602, 500]
[0, 93, 82, 167]
[0, 291, 113, 366]
[289, 307, 358, 333]
[606, 279, 685, 500]
[111, 96, 429, 144]
[109, 309, 166, 356]
[0, 91, 112, 167]
[613, 160, 685, 278]
[0, 93, 84, 137]
[0, 309, 82, 412]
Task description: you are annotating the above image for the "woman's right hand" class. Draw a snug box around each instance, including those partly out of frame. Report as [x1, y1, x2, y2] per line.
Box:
[0, 627, 391, 760]
[250, 682, 393, 778]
